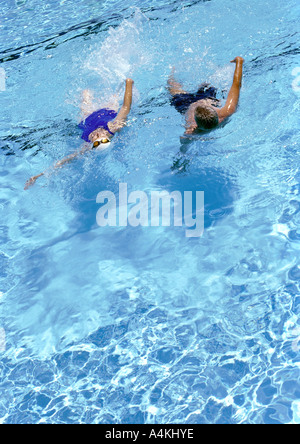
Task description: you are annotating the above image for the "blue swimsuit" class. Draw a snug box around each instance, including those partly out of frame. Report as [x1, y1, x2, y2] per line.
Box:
[78, 108, 118, 142]
[171, 85, 218, 114]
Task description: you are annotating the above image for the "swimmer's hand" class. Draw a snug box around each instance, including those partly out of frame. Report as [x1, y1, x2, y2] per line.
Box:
[24, 173, 43, 190]
[230, 56, 244, 64]
[125, 78, 134, 86]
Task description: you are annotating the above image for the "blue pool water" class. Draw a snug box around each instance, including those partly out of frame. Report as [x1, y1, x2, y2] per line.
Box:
[0, 0, 300, 424]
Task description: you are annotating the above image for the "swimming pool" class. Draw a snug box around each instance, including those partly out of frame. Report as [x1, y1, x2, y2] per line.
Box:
[0, 0, 300, 424]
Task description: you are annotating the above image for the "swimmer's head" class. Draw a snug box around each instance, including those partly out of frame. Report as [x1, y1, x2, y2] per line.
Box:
[89, 127, 111, 143]
[194, 105, 219, 131]
[92, 138, 111, 149]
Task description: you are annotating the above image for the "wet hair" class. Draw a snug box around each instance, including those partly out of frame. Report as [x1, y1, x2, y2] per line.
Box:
[194, 105, 219, 130]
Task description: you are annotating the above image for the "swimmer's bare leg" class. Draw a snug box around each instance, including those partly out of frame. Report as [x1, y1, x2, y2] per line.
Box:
[167, 67, 187, 96]
[80, 89, 95, 119]
[102, 91, 120, 112]
[197, 82, 211, 90]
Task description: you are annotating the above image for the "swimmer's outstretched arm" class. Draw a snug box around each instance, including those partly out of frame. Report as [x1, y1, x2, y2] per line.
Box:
[24, 143, 91, 190]
[108, 78, 134, 133]
[217, 57, 244, 122]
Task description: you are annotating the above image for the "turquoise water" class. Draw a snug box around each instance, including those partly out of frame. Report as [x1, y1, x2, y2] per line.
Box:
[0, 0, 300, 424]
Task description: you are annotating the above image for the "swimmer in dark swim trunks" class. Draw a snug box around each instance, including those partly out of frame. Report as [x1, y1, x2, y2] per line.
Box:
[168, 57, 244, 136]
[25, 78, 134, 189]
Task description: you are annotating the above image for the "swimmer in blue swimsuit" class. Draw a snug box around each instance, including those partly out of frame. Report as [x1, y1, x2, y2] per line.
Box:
[25, 78, 134, 189]
[168, 57, 244, 136]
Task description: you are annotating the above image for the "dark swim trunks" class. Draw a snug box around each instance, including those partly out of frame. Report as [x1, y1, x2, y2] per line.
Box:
[171, 85, 218, 114]
[78, 108, 118, 142]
